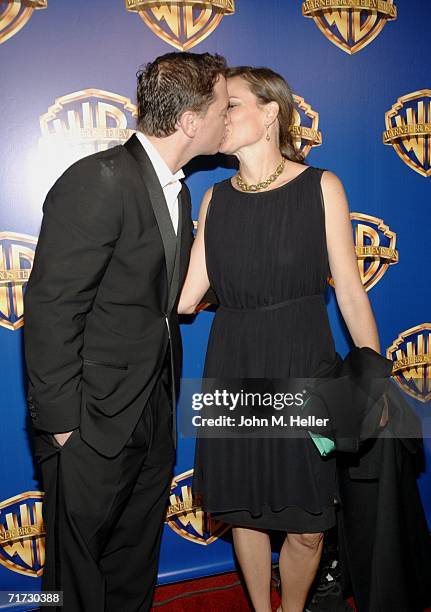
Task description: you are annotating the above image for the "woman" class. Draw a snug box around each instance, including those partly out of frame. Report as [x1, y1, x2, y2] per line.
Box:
[178, 66, 384, 612]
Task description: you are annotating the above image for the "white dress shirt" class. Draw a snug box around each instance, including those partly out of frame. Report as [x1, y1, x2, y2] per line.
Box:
[135, 131, 184, 235]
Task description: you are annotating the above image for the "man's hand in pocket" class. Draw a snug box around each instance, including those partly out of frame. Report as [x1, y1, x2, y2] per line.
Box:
[54, 430, 75, 447]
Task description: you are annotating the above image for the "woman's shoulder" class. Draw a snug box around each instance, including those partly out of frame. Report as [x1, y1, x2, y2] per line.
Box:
[306, 165, 344, 188]
[285, 161, 326, 181]
[200, 179, 227, 202]
[205, 178, 233, 200]
[302, 160, 339, 179]
[304, 164, 326, 175]
[199, 179, 230, 221]
[316, 168, 344, 190]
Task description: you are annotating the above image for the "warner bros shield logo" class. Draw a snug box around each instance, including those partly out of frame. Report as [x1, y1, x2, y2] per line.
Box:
[387, 325, 431, 403]
[38, 89, 138, 191]
[39, 89, 137, 155]
[0, 491, 45, 577]
[383, 90, 431, 178]
[0, 232, 37, 331]
[0, 0, 47, 45]
[125, 0, 235, 51]
[328, 213, 398, 291]
[291, 95, 322, 159]
[165, 470, 231, 545]
[302, 0, 397, 55]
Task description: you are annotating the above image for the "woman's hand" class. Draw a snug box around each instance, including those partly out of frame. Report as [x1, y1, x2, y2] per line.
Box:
[177, 186, 214, 314]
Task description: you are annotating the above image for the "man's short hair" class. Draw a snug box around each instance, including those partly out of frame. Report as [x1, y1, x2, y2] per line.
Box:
[136, 51, 227, 137]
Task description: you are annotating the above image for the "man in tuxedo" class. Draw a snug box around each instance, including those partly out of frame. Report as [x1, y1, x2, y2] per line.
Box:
[23, 51, 229, 611]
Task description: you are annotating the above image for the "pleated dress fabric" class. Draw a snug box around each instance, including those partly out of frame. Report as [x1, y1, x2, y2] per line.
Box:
[191, 166, 340, 532]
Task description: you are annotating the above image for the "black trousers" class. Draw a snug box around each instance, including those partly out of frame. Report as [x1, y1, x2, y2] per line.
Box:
[33, 353, 175, 612]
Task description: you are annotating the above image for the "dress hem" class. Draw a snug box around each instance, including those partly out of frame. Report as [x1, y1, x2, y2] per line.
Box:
[206, 502, 338, 532]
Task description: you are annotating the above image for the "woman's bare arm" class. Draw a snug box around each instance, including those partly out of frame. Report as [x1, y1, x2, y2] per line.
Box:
[322, 172, 389, 425]
[178, 187, 213, 314]
[321, 171, 380, 353]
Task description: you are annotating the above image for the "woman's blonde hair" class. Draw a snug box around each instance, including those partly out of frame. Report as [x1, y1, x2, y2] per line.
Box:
[226, 66, 305, 164]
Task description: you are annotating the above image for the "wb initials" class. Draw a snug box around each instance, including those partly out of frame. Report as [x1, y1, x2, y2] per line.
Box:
[126, 0, 235, 51]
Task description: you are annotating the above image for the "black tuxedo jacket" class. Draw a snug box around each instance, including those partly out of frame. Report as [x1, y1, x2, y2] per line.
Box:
[24, 134, 194, 457]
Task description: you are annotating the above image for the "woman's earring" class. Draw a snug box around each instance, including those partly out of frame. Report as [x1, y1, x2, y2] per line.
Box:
[265, 124, 270, 141]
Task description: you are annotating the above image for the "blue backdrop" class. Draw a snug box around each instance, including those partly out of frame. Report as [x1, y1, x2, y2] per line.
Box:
[1, 0, 429, 600]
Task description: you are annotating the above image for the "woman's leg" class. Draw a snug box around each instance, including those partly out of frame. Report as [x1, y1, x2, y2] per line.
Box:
[232, 525, 273, 612]
[278, 531, 324, 612]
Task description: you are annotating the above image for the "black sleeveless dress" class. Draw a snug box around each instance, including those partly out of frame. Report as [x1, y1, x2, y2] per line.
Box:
[191, 166, 340, 532]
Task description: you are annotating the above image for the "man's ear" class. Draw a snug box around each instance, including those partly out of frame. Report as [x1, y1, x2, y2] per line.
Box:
[178, 110, 198, 139]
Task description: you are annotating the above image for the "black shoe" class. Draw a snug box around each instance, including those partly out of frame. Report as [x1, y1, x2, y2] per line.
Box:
[305, 557, 353, 611]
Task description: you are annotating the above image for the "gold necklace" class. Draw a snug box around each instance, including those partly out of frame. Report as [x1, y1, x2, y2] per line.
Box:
[236, 157, 286, 192]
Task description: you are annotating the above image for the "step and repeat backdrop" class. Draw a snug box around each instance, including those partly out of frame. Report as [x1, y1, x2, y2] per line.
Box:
[1, 0, 430, 597]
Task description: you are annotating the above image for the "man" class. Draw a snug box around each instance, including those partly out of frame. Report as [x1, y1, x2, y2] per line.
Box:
[23, 51, 229, 611]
